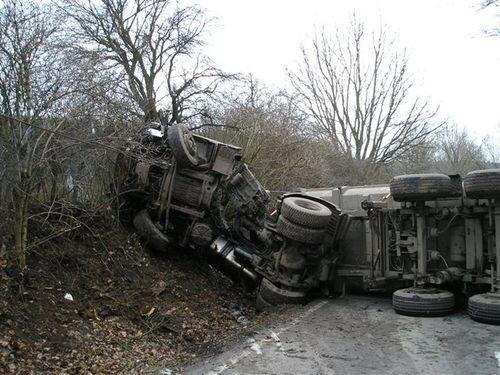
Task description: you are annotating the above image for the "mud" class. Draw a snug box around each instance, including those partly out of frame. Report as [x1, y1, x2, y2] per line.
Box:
[0, 215, 268, 373]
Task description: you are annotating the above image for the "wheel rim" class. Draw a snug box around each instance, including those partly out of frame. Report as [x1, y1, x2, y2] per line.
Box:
[168, 124, 199, 166]
[181, 126, 197, 159]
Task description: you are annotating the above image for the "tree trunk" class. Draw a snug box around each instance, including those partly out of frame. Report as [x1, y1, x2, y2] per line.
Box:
[13, 192, 28, 271]
[12, 155, 31, 272]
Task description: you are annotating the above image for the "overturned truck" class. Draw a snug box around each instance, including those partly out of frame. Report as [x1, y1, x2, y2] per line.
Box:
[114, 124, 500, 324]
[113, 124, 348, 310]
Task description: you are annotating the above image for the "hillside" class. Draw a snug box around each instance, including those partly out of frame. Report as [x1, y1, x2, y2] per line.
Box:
[0, 213, 268, 373]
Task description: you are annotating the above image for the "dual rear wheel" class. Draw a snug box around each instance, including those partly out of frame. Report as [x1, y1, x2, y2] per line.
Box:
[390, 169, 500, 202]
[256, 197, 333, 311]
[275, 196, 333, 244]
[392, 288, 500, 325]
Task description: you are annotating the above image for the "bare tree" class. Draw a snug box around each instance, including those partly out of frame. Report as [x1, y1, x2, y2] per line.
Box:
[0, 0, 71, 271]
[290, 20, 441, 180]
[483, 124, 500, 166]
[434, 125, 486, 175]
[482, 0, 498, 8]
[64, 0, 229, 124]
[204, 77, 331, 191]
[390, 141, 437, 175]
[391, 124, 492, 176]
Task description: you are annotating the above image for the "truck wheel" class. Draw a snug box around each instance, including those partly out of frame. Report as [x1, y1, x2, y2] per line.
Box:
[281, 197, 331, 229]
[468, 293, 500, 324]
[133, 210, 170, 253]
[256, 278, 307, 311]
[463, 169, 500, 199]
[112, 152, 143, 227]
[117, 192, 144, 228]
[112, 152, 134, 192]
[392, 287, 455, 317]
[276, 216, 325, 244]
[167, 123, 198, 167]
[390, 173, 455, 202]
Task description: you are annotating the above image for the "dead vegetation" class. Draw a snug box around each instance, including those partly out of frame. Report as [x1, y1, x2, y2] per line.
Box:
[0, 207, 270, 373]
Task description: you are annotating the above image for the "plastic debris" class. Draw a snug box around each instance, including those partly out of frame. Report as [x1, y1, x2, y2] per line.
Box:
[230, 310, 247, 324]
[64, 293, 74, 302]
[236, 315, 249, 325]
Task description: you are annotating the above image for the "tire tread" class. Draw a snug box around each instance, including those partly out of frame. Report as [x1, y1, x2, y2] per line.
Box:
[390, 174, 454, 202]
[276, 216, 325, 244]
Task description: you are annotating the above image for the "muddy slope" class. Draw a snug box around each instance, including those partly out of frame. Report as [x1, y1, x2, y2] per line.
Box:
[0, 214, 267, 373]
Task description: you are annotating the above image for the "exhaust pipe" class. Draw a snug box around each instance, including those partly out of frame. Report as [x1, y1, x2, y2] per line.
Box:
[209, 236, 260, 289]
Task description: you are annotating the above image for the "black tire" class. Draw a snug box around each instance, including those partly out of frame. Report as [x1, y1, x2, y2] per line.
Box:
[276, 216, 325, 244]
[133, 210, 170, 253]
[392, 288, 455, 317]
[167, 124, 198, 167]
[281, 197, 331, 229]
[117, 191, 146, 228]
[468, 293, 500, 324]
[463, 169, 500, 199]
[112, 152, 134, 193]
[112, 152, 145, 228]
[390, 174, 455, 202]
[258, 278, 307, 307]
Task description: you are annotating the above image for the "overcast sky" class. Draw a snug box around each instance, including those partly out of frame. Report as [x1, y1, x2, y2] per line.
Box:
[195, 0, 500, 147]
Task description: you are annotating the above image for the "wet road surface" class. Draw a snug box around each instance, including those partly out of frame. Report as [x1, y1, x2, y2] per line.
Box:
[186, 295, 500, 375]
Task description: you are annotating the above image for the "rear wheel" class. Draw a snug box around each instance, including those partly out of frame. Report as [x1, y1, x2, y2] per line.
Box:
[468, 293, 500, 324]
[280, 197, 331, 229]
[276, 216, 325, 244]
[112, 152, 144, 227]
[392, 287, 455, 317]
[133, 210, 170, 253]
[463, 169, 500, 199]
[390, 174, 455, 202]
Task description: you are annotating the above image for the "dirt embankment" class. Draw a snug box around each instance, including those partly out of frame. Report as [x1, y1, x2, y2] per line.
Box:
[0, 212, 268, 373]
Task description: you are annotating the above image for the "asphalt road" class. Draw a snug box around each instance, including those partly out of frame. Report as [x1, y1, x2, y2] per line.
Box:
[186, 295, 500, 375]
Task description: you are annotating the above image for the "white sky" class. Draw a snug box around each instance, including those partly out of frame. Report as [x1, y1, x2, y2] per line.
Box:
[195, 0, 500, 147]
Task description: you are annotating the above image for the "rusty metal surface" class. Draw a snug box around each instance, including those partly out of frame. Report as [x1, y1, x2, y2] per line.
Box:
[212, 145, 237, 175]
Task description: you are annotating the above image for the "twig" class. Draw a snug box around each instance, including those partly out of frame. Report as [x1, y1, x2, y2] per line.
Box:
[27, 224, 82, 250]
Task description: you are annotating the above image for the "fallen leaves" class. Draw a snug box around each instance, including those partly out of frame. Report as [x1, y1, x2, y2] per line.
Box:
[151, 280, 168, 297]
[0, 230, 264, 373]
